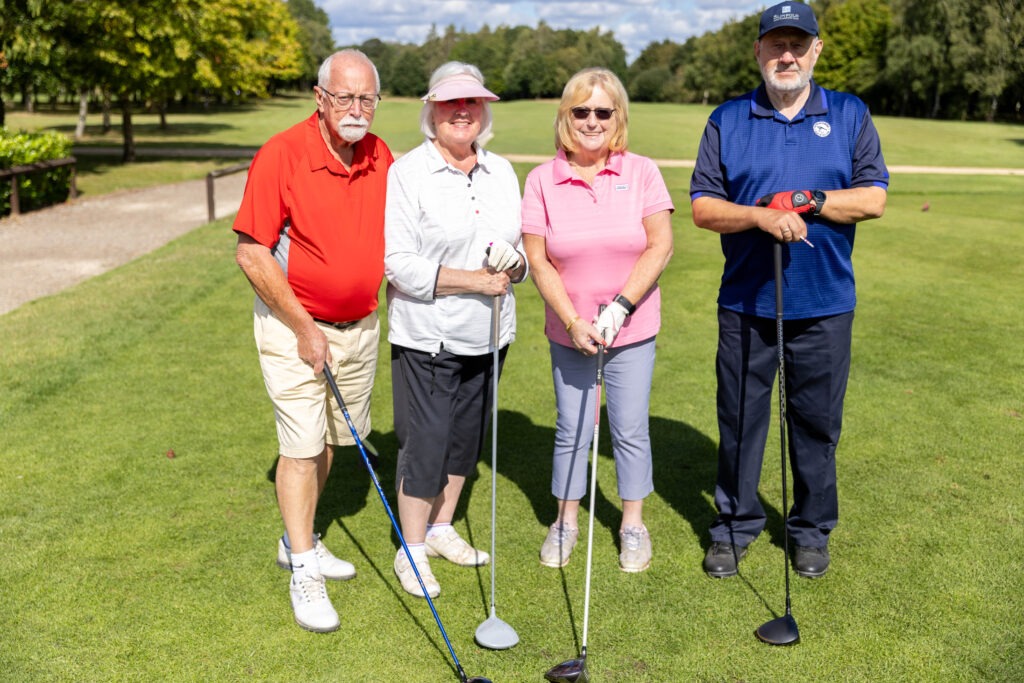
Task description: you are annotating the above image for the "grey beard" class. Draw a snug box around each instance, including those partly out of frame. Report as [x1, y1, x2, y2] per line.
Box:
[337, 117, 369, 143]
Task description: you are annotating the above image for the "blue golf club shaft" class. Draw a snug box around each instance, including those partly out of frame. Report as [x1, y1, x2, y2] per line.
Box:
[322, 365, 475, 683]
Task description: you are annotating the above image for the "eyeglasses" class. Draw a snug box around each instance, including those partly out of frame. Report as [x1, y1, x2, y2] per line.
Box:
[571, 107, 615, 121]
[319, 87, 381, 111]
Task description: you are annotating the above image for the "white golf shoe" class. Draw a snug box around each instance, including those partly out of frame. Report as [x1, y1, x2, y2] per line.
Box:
[619, 525, 652, 573]
[277, 534, 356, 581]
[394, 549, 440, 599]
[539, 523, 579, 568]
[289, 572, 340, 633]
[425, 526, 490, 567]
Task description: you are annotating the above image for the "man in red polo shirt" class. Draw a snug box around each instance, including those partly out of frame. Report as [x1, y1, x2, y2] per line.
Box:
[233, 49, 393, 633]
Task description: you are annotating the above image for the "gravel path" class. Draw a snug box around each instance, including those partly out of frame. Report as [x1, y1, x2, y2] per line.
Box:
[0, 171, 247, 316]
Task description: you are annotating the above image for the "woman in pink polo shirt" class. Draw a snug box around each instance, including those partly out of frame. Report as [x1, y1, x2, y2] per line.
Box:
[521, 67, 674, 573]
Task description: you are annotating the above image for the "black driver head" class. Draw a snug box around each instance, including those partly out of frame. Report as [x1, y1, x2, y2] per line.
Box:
[755, 613, 800, 646]
[544, 657, 590, 683]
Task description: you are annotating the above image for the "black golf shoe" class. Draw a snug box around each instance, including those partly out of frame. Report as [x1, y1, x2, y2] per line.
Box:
[793, 545, 830, 578]
[703, 541, 747, 578]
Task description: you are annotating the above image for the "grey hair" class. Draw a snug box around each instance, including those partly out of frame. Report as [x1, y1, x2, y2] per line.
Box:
[317, 49, 380, 93]
[418, 61, 494, 145]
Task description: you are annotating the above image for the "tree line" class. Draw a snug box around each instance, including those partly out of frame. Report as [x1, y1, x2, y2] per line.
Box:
[366, 0, 1023, 123]
[2, 0, 1021, 163]
[1, 0, 317, 160]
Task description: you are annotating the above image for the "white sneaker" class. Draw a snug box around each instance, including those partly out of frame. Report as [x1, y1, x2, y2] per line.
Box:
[619, 525, 652, 573]
[540, 523, 579, 568]
[425, 526, 490, 567]
[394, 549, 440, 599]
[277, 534, 356, 581]
[289, 572, 340, 633]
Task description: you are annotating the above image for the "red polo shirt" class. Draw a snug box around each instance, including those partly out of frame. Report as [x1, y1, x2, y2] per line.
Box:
[234, 113, 393, 323]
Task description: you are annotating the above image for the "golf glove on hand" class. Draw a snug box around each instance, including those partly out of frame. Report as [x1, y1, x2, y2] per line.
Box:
[487, 239, 521, 272]
[756, 190, 814, 213]
[594, 301, 629, 345]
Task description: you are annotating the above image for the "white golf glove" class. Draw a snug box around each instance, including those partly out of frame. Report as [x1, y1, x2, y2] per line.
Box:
[487, 239, 521, 272]
[594, 301, 629, 345]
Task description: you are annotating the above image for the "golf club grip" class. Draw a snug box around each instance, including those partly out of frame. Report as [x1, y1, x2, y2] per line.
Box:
[321, 366, 470, 680]
[774, 241, 783, 318]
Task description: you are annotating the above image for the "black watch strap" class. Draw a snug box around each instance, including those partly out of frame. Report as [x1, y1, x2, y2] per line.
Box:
[613, 293, 636, 315]
[811, 189, 826, 216]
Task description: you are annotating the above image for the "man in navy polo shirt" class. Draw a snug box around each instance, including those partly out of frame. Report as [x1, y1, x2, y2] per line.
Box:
[690, 1, 888, 579]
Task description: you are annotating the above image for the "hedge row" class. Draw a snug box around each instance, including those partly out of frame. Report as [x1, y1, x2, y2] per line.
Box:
[0, 129, 74, 216]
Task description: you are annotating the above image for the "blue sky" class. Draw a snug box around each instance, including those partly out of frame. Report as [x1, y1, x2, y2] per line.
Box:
[315, 1, 770, 64]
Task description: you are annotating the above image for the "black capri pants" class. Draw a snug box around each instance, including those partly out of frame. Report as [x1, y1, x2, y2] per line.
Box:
[392, 344, 508, 499]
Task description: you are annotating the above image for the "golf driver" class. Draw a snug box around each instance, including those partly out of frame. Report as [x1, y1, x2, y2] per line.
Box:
[545, 323, 606, 683]
[755, 241, 801, 646]
[475, 295, 520, 650]
[322, 366, 492, 683]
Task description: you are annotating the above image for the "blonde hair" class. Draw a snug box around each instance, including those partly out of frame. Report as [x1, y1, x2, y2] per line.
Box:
[554, 67, 629, 153]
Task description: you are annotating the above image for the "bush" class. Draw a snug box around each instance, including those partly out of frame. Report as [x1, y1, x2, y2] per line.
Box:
[0, 128, 74, 216]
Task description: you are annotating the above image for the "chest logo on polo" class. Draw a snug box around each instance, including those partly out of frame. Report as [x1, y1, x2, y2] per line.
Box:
[813, 122, 832, 138]
[615, 184, 629, 191]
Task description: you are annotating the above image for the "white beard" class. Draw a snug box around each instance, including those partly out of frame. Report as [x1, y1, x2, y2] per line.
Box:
[764, 66, 812, 94]
[337, 115, 369, 143]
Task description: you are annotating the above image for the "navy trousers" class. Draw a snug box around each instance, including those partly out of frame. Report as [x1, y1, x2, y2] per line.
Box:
[709, 308, 854, 549]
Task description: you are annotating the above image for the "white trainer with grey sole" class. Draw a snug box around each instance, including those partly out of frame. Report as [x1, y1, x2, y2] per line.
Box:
[277, 534, 356, 581]
[289, 572, 340, 633]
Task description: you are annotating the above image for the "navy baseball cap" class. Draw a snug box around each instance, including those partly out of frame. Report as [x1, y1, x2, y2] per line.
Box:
[758, 2, 819, 39]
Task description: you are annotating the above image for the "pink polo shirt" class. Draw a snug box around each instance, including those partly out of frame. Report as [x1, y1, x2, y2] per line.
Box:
[521, 150, 674, 348]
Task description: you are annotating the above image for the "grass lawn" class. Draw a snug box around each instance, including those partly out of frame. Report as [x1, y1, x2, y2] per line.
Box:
[1, 141, 1022, 680]
[5, 93, 1023, 198]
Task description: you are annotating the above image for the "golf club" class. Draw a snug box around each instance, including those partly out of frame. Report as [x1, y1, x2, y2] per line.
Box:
[475, 295, 520, 650]
[755, 241, 801, 646]
[545, 316, 606, 683]
[322, 366, 492, 683]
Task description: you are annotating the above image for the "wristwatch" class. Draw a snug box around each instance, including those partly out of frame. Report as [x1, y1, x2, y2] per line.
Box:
[613, 293, 636, 316]
[811, 189, 827, 216]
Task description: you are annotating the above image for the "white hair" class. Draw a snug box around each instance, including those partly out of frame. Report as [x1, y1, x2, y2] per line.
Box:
[317, 49, 380, 93]
[419, 61, 494, 144]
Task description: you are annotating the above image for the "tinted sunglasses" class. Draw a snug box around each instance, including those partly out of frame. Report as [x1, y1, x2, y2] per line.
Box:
[570, 106, 615, 121]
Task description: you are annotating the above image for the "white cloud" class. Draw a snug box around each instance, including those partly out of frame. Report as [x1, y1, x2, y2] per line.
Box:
[315, 0, 766, 63]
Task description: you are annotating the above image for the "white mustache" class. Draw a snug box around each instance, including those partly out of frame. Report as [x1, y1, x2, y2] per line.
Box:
[339, 115, 368, 129]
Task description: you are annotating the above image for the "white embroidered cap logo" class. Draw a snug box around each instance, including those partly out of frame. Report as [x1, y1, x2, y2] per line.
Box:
[813, 121, 832, 138]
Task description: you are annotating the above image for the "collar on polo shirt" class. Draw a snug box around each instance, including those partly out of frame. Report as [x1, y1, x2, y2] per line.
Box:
[304, 112, 379, 176]
[751, 79, 828, 120]
[552, 148, 625, 184]
[423, 137, 493, 175]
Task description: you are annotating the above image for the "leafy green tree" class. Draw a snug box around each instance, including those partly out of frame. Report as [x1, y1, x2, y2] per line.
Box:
[46, 0, 302, 160]
[0, 0, 59, 121]
[949, 0, 1024, 120]
[815, 0, 891, 100]
[287, 0, 336, 88]
[388, 47, 428, 97]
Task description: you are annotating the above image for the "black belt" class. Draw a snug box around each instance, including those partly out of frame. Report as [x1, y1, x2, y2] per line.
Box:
[313, 318, 359, 331]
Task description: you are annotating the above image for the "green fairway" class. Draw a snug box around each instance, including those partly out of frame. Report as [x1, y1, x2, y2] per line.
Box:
[5, 94, 1023, 199]
[1, 143, 1022, 680]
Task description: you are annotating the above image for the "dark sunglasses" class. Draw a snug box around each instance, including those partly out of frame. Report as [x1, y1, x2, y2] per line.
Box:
[570, 107, 615, 121]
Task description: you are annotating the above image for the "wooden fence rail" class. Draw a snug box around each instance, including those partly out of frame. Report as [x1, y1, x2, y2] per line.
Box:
[0, 157, 78, 216]
[206, 160, 251, 223]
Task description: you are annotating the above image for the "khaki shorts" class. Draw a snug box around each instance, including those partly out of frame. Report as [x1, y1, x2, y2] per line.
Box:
[254, 299, 379, 458]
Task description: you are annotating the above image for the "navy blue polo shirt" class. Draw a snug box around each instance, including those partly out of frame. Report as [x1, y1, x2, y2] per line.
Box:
[690, 80, 888, 319]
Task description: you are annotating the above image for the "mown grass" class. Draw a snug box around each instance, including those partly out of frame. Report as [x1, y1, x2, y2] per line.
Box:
[1, 153, 1021, 680]
[5, 93, 1023, 198]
